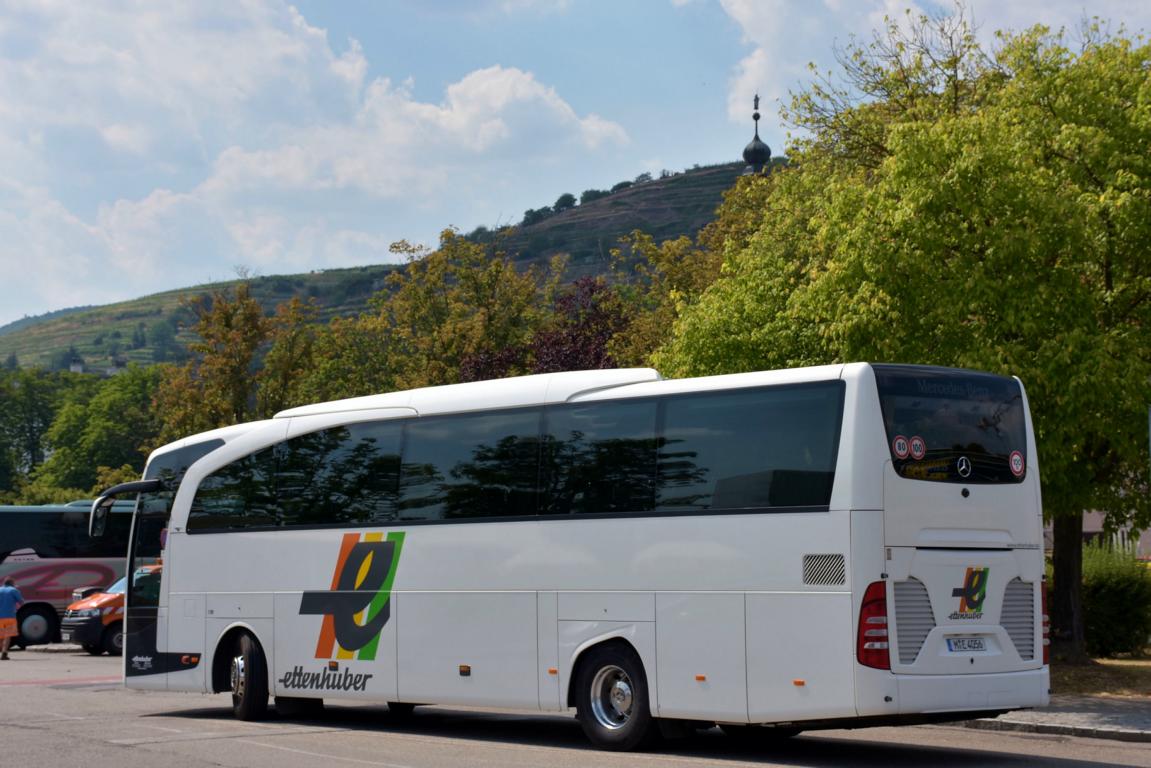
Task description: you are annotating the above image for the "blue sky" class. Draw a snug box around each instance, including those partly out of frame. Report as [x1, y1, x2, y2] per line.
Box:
[1, 0, 1149, 328]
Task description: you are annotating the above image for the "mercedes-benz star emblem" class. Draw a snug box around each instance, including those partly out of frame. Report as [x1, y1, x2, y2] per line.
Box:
[957, 456, 972, 478]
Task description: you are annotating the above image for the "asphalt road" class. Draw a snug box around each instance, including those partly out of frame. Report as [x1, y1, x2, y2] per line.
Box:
[2, 650, 1149, 768]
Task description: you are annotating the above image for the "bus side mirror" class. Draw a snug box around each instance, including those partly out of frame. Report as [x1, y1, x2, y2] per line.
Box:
[89, 478, 164, 538]
[89, 495, 114, 538]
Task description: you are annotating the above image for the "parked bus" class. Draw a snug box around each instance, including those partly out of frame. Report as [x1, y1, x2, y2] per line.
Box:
[0, 501, 133, 646]
[90, 364, 1049, 750]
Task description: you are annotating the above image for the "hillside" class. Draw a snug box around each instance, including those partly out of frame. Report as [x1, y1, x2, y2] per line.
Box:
[0, 265, 399, 371]
[0, 161, 750, 371]
[492, 162, 745, 273]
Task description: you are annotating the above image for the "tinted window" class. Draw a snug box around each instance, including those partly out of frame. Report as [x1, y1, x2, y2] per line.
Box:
[542, 400, 659, 515]
[72, 510, 134, 557]
[190, 447, 277, 530]
[140, 438, 225, 527]
[0, 508, 131, 559]
[657, 383, 844, 511]
[185, 382, 847, 531]
[874, 365, 1028, 484]
[278, 421, 402, 526]
[399, 409, 542, 521]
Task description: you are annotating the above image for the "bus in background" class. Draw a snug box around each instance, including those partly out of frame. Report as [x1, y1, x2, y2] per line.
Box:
[0, 500, 134, 646]
[90, 364, 1049, 751]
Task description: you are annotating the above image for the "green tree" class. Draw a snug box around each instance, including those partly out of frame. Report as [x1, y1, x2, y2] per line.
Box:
[608, 171, 775, 367]
[257, 297, 318, 416]
[656, 16, 1151, 658]
[553, 192, 577, 213]
[36, 366, 162, 490]
[297, 313, 398, 403]
[383, 231, 560, 389]
[149, 318, 179, 363]
[580, 189, 610, 205]
[154, 283, 271, 444]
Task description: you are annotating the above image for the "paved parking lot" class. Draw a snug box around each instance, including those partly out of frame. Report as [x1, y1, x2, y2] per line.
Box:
[4, 649, 1151, 768]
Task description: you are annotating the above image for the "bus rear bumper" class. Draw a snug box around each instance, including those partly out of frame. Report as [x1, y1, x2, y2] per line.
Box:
[896, 668, 1049, 714]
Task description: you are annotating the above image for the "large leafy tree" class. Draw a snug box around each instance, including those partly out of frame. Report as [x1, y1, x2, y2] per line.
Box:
[384, 230, 560, 389]
[154, 284, 271, 444]
[154, 284, 318, 445]
[656, 15, 1151, 658]
[35, 365, 163, 491]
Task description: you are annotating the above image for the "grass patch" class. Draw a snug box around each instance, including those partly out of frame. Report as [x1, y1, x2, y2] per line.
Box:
[1051, 656, 1151, 697]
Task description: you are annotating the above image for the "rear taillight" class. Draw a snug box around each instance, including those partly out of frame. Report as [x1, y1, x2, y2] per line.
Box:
[1041, 579, 1050, 665]
[857, 580, 890, 669]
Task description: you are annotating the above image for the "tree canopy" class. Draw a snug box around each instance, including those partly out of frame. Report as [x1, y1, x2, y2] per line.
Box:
[654, 14, 1151, 655]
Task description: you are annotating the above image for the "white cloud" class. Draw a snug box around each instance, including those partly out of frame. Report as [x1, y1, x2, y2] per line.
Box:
[717, 0, 1151, 130]
[0, 2, 628, 325]
[100, 123, 152, 155]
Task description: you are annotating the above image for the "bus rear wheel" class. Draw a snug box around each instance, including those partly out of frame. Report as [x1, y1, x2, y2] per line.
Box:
[230, 633, 269, 721]
[575, 644, 656, 751]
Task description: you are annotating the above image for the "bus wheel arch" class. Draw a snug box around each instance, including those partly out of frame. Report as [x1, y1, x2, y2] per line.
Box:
[211, 625, 265, 693]
[568, 638, 657, 751]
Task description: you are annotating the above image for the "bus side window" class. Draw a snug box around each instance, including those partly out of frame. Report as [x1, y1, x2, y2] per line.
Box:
[399, 409, 542, 521]
[542, 400, 658, 515]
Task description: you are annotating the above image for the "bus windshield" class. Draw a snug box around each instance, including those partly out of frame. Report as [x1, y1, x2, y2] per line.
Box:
[873, 364, 1028, 484]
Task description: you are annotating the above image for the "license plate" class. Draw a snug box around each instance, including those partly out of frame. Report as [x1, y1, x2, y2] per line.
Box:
[947, 637, 985, 652]
[61, 630, 73, 643]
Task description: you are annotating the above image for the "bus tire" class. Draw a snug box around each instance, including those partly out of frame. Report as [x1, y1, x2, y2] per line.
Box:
[230, 632, 269, 721]
[575, 643, 656, 751]
[83, 643, 103, 656]
[101, 622, 123, 656]
[17, 605, 57, 646]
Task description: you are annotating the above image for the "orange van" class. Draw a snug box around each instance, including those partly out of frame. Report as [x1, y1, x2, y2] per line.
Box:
[60, 565, 160, 656]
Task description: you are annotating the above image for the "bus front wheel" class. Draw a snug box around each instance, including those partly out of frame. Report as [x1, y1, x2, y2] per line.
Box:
[17, 605, 57, 646]
[575, 644, 656, 751]
[230, 633, 269, 721]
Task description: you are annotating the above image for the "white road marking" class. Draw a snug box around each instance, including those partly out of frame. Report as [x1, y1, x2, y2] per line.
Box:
[238, 739, 416, 768]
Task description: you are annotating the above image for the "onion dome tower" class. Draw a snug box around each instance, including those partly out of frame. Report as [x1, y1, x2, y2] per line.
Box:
[742, 94, 771, 175]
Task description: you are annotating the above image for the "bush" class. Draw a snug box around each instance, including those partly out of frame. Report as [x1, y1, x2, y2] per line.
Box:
[1081, 541, 1151, 657]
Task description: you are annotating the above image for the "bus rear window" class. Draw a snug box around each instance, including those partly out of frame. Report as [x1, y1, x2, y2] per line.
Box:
[873, 365, 1028, 484]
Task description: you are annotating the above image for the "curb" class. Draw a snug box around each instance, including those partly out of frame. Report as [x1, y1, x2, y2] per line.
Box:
[23, 643, 86, 654]
[965, 717, 1151, 743]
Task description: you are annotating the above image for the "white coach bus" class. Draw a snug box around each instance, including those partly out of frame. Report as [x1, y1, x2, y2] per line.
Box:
[90, 363, 1048, 750]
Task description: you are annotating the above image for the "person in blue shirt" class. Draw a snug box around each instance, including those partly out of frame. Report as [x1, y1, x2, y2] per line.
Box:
[0, 577, 24, 660]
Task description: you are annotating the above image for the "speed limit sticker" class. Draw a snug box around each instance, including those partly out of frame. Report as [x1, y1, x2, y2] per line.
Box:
[1009, 450, 1025, 477]
[909, 436, 926, 460]
[892, 435, 910, 459]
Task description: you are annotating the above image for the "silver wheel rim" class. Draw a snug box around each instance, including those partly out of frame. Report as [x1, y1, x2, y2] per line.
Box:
[231, 654, 246, 699]
[589, 664, 634, 730]
[21, 614, 49, 643]
[111, 631, 123, 651]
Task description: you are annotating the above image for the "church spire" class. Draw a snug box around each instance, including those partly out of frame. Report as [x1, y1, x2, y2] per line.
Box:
[742, 93, 770, 174]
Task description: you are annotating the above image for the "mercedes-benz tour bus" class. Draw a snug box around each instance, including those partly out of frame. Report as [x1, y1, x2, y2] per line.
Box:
[90, 363, 1048, 750]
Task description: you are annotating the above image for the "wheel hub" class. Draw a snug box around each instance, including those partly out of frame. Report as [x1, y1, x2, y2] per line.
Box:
[231, 655, 246, 698]
[21, 613, 49, 643]
[590, 665, 634, 730]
